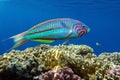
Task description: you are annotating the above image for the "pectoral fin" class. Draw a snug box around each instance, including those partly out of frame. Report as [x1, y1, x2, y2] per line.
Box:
[63, 39, 69, 45]
[62, 30, 73, 45]
[32, 39, 55, 43]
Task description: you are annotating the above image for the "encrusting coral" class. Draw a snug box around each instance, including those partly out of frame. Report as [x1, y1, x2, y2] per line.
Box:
[0, 44, 120, 80]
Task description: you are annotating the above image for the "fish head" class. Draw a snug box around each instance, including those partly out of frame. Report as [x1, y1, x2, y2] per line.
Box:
[73, 22, 90, 37]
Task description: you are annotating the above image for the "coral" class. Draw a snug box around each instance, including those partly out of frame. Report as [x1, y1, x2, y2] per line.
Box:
[98, 52, 120, 66]
[38, 46, 112, 80]
[95, 52, 120, 80]
[0, 44, 50, 80]
[0, 44, 93, 80]
[38, 67, 82, 80]
[0, 55, 9, 72]
[39, 47, 84, 70]
[54, 44, 94, 55]
[0, 44, 119, 80]
[108, 67, 120, 76]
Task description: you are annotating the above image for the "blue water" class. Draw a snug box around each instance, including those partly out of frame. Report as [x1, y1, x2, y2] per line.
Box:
[0, 0, 120, 55]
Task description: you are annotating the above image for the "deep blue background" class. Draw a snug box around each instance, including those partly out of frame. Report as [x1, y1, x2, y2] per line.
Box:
[0, 0, 120, 55]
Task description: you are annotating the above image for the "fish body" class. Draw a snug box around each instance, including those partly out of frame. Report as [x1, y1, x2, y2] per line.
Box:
[9, 18, 90, 49]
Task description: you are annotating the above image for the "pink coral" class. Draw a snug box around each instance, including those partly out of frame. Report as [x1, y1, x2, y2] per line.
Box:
[108, 67, 120, 77]
[39, 67, 81, 80]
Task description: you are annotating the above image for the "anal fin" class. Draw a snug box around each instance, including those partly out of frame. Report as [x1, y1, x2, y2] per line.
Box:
[32, 39, 55, 43]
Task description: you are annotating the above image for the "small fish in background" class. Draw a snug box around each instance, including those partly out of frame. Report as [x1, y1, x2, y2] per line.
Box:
[6, 18, 90, 50]
[96, 42, 101, 46]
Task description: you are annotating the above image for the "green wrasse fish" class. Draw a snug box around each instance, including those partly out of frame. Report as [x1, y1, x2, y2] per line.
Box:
[8, 18, 90, 49]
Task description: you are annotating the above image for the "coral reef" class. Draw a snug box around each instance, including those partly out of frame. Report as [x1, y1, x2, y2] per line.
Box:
[53, 44, 93, 56]
[38, 67, 82, 80]
[98, 52, 120, 66]
[0, 44, 50, 80]
[0, 44, 120, 80]
[96, 52, 120, 80]
[39, 46, 84, 70]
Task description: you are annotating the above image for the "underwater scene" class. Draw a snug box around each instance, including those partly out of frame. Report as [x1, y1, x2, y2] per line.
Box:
[0, 0, 120, 80]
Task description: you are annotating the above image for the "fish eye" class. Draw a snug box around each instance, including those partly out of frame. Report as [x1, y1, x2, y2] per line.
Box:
[82, 26, 87, 28]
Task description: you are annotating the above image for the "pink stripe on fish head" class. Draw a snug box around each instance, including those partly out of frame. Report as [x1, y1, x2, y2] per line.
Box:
[77, 29, 86, 37]
[72, 23, 86, 37]
[72, 23, 82, 31]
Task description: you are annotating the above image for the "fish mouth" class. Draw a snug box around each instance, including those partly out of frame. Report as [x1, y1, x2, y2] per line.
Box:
[83, 26, 90, 33]
[87, 27, 90, 32]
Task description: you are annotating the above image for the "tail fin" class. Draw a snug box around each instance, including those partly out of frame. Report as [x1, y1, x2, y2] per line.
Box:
[5, 31, 28, 52]
[12, 36, 28, 49]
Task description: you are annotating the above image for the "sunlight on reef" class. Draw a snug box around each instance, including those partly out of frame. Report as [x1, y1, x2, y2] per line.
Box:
[0, 44, 120, 80]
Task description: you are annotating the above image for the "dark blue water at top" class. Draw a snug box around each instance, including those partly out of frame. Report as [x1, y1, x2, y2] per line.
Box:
[0, 0, 120, 55]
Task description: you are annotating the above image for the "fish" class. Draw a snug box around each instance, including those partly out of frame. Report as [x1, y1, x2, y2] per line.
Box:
[7, 18, 90, 50]
[96, 42, 101, 46]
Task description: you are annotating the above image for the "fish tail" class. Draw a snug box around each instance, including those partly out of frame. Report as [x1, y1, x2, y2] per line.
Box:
[3, 32, 28, 53]
[6, 31, 28, 51]
[2, 31, 27, 42]
[5, 39, 28, 53]
[11, 31, 29, 48]
[12, 36, 28, 49]
[4, 39, 28, 53]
